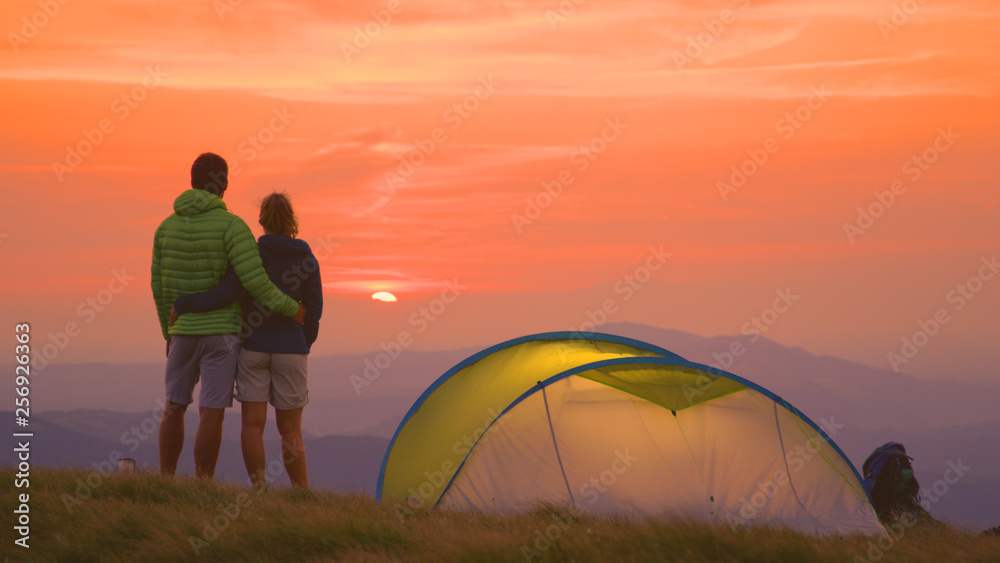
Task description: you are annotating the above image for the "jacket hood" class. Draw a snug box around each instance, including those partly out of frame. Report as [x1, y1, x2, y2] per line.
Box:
[258, 233, 312, 256]
[174, 189, 228, 216]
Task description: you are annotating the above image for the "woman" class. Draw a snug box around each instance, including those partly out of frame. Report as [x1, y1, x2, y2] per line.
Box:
[172, 192, 323, 489]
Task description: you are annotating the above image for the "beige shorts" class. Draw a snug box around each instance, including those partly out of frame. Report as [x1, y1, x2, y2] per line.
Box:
[236, 348, 309, 410]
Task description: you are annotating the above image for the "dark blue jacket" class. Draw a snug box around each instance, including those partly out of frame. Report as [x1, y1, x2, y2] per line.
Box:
[174, 234, 323, 354]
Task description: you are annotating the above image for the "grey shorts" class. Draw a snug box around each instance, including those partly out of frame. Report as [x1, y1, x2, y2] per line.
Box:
[165, 334, 240, 409]
[236, 348, 309, 410]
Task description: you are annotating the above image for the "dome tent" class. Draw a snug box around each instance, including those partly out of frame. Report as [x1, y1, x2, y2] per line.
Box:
[377, 332, 884, 535]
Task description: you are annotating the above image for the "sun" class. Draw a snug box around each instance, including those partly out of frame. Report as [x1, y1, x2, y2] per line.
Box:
[371, 291, 398, 303]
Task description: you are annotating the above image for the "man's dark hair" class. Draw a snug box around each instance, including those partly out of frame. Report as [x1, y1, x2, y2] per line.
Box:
[191, 153, 229, 195]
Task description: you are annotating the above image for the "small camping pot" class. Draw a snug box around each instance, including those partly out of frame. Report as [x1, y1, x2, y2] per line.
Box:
[118, 458, 136, 474]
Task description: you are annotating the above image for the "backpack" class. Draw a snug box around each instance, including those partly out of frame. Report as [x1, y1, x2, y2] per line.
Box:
[862, 442, 923, 522]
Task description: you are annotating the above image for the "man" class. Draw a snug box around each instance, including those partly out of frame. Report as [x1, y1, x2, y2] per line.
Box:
[151, 152, 305, 478]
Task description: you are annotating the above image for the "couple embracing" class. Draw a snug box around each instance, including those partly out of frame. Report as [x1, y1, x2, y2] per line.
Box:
[150, 153, 323, 489]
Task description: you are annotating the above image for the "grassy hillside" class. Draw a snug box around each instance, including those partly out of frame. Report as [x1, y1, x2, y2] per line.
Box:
[1, 469, 997, 562]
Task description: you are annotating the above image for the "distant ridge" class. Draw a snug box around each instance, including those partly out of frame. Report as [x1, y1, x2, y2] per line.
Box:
[4, 323, 999, 527]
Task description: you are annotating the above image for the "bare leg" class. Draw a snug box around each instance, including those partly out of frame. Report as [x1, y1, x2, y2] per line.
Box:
[240, 402, 269, 489]
[194, 407, 226, 478]
[275, 407, 308, 489]
[159, 401, 188, 475]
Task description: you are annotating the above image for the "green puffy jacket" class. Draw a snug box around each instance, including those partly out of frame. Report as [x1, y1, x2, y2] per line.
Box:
[151, 189, 299, 340]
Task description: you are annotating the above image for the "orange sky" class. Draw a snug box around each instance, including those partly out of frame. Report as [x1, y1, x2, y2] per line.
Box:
[1, 0, 998, 381]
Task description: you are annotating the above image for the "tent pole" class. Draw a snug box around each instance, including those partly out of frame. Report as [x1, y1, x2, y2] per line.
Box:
[673, 410, 718, 520]
[773, 402, 821, 532]
[540, 381, 576, 505]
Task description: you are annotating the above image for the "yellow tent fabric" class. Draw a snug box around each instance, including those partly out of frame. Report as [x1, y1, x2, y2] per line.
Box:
[377, 333, 884, 535]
